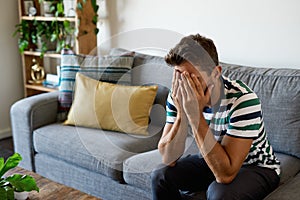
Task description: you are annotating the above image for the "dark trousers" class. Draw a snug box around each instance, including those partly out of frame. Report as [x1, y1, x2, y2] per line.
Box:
[151, 154, 280, 200]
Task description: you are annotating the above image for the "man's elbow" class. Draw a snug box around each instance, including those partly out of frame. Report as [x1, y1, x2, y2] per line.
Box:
[216, 175, 235, 184]
[158, 144, 181, 167]
[162, 158, 176, 167]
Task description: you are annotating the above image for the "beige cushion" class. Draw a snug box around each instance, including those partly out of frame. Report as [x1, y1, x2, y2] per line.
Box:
[64, 73, 158, 135]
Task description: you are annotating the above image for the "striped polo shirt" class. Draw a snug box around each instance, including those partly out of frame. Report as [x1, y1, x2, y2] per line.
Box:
[166, 76, 281, 175]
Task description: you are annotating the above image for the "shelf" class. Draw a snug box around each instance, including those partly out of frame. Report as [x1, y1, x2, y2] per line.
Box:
[24, 51, 61, 58]
[18, 0, 97, 97]
[25, 84, 57, 92]
[21, 16, 76, 22]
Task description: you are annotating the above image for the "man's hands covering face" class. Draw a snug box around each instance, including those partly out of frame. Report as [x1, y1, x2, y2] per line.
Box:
[172, 70, 214, 128]
[171, 71, 185, 120]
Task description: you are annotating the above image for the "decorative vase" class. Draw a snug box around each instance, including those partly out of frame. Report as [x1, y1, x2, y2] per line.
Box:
[63, 0, 76, 17]
[40, 1, 57, 17]
[36, 36, 56, 52]
[14, 191, 29, 200]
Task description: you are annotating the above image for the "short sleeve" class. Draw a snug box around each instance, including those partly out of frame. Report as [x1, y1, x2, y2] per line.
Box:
[166, 92, 177, 124]
[227, 92, 263, 138]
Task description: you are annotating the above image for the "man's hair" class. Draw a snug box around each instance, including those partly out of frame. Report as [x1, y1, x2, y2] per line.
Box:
[165, 34, 219, 72]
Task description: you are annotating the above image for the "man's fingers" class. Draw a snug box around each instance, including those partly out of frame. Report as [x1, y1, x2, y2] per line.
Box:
[171, 70, 177, 89]
[183, 72, 196, 92]
[179, 79, 188, 99]
[180, 74, 192, 100]
[172, 71, 179, 98]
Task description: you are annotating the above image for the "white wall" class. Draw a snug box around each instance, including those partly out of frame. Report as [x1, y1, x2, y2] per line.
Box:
[0, 0, 23, 139]
[99, 0, 300, 69]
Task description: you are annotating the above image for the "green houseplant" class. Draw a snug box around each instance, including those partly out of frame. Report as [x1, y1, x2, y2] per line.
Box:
[14, 0, 97, 57]
[51, 20, 75, 52]
[39, 0, 64, 17]
[32, 19, 75, 56]
[0, 153, 39, 200]
[13, 20, 31, 54]
[32, 20, 54, 56]
[14, 19, 75, 57]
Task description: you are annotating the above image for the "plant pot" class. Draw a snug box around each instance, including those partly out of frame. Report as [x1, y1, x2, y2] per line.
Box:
[40, 1, 57, 17]
[14, 191, 29, 200]
[36, 36, 56, 53]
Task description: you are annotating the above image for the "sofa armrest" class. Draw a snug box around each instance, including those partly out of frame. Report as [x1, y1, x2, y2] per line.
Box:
[10, 92, 59, 171]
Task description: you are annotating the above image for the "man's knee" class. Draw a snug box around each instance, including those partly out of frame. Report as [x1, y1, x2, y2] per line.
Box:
[151, 165, 163, 185]
[151, 164, 171, 185]
[207, 181, 239, 200]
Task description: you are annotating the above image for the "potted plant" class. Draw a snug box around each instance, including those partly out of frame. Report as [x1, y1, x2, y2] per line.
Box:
[51, 20, 75, 52]
[32, 20, 56, 56]
[14, 0, 96, 57]
[39, 0, 64, 17]
[13, 20, 31, 54]
[0, 153, 39, 200]
[14, 18, 74, 57]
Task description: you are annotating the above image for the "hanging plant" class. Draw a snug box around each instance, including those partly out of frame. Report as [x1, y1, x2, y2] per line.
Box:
[51, 20, 75, 52]
[13, 20, 31, 54]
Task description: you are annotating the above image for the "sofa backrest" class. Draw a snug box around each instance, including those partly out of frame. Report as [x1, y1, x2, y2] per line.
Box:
[109, 48, 173, 128]
[109, 48, 173, 87]
[222, 62, 300, 158]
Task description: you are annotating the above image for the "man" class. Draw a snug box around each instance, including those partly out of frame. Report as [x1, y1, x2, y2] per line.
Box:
[151, 34, 280, 200]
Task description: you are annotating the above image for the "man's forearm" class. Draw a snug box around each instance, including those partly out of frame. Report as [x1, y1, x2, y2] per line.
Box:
[158, 117, 189, 165]
[192, 115, 237, 183]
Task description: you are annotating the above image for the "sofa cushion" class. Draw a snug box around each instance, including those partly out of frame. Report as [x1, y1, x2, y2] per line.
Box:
[264, 172, 300, 200]
[58, 49, 134, 118]
[123, 139, 300, 193]
[276, 153, 300, 184]
[123, 151, 300, 196]
[222, 63, 300, 158]
[123, 136, 199, 192]
[64, 73, 158, 135]
[109, 48, 173, 90]
[123, 149, 161, 192]
[33, 123, 162, 182]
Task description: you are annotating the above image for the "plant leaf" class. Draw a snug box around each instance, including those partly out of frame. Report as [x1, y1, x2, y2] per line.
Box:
[57, 3, 64, 13]
[92, 15, 98, 25]
[0, 187, 8, 200]
[94, 28, 99, 35]
[0, 153, 22, 178]
[0, 185, 14, 200]
[5, 174, 39, 192]
[95, 5, 99, 13]
[77, 2, 83, 11]
[0, 158, 4, 172]
[91, 0, 97, 12]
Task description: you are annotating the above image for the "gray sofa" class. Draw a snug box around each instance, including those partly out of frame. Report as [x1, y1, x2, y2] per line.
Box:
[11, 48, 300, 200]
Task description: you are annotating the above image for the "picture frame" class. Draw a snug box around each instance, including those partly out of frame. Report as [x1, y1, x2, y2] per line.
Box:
[23, 0, 35, 16]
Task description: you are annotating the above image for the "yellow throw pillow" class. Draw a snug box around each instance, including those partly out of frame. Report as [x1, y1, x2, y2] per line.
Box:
[64, 73, 158, 135]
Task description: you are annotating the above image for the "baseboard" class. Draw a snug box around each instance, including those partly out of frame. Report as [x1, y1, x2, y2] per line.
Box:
[0, 128, 12, 140]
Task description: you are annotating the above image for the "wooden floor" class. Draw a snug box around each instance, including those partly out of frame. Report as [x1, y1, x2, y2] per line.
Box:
[0, 137, 14, 160]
